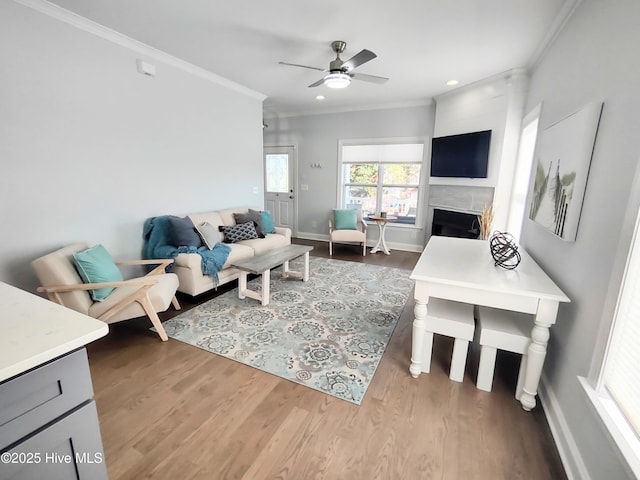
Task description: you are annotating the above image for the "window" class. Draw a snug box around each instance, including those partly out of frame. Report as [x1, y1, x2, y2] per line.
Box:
[506, 105, 540, 242]
[339, 141, 425, 225]
[582, 194, 640, 477]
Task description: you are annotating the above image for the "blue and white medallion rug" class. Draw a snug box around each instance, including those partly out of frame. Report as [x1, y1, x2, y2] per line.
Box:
[159, 256, 412, 405]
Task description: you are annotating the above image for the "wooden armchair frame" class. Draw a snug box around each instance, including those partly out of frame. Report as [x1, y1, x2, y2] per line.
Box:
[37, 258, 180, 342]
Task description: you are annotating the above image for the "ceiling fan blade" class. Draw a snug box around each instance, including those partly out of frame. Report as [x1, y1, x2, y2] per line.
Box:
[350, 72, 389, 84]
[279, 61, 326, 72]
[342, 49, 377, 71]
[307, 78, 326, 88]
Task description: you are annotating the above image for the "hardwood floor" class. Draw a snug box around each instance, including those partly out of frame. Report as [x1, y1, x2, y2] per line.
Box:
[86, 239, 566, 479]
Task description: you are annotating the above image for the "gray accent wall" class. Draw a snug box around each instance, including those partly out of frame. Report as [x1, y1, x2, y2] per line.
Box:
[522, 0, 640, 477]
[0, 2, 265, 291]
[263, 105, 435, 252]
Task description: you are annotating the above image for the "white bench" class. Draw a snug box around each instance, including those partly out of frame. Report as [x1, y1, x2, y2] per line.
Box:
[476, 306, 532, 398]
[421, 298, 475, 382]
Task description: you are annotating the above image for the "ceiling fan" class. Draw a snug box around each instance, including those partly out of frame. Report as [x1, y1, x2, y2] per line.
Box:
[279, 41, 389, 89]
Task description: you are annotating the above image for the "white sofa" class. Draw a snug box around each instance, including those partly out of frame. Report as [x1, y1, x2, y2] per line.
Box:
[173, 207, 291, 296]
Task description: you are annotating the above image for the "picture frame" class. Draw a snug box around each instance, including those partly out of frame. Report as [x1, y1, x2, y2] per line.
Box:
[528, 101, 603, 241]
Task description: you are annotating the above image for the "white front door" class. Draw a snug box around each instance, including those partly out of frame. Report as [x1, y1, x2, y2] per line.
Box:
[264, 146, 296, 232]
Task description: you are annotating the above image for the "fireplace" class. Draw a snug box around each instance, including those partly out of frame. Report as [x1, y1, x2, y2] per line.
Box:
[431, 208, 480, 239]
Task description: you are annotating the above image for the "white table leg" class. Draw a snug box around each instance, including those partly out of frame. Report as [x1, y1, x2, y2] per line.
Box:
[379, 222, 391, 255]
[519, 299, 559, 410]
[302, 251, 309, 281]
[238, 270, 270, 305]
[261, 269, 270, 306]
[410, 298, 428, 378]
[282, 252, 310, 281]
[238, 271, 248, 299]
[370, 221, 391, 255]
[370, 222, 384, 254]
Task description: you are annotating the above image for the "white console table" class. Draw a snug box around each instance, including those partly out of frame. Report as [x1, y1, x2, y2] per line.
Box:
[409, 236, 570, 411]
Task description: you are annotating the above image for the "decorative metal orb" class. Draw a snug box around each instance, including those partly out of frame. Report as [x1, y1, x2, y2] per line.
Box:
[489, 231, 521, 270]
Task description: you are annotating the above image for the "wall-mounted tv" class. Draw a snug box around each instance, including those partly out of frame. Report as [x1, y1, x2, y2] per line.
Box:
[430, 130, 492, 178]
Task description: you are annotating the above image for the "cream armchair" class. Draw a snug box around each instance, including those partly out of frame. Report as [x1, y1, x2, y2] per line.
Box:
[32, 243, 180, 341]
[329, 209, 368, 256]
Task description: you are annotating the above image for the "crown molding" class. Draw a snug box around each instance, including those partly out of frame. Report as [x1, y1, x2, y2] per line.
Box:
[527, 0, 583, 70]
[433, 68, 529, 102]
[263, 98, 434, 120]
[12, 0, 266, 101]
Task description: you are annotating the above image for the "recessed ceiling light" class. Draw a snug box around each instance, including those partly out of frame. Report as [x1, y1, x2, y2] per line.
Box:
[315, 95, 325, 100]
[446, 79, 459, 87]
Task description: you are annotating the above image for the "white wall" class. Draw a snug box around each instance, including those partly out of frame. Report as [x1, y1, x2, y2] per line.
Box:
[264, 105, 435, 252]
[522, 0, 640, 477]
[431, 71, 528, 232]
[0, 2, 265, 292]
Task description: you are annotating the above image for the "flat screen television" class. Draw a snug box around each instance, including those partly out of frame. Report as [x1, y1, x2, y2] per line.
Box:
[430, 130, 491, 178]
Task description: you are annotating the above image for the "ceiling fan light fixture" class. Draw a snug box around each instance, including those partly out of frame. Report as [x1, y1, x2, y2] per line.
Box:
[324, 72, 351, 89]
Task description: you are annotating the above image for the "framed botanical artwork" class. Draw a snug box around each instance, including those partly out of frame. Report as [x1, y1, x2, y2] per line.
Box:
[528, 102, 603, 241]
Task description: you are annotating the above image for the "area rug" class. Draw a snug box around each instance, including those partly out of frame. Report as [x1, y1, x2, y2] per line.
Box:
[158, 256, 412, 404]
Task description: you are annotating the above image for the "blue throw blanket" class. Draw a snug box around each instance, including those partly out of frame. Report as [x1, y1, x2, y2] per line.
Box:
[142, 216, 230, 283]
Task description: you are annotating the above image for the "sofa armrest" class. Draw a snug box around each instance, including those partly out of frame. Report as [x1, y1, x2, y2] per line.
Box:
[174, 252, 203, 270]
[274, 227, 292, 240]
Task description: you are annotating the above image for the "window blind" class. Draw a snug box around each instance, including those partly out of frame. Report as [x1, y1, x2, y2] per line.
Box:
[342, 144, 423, 163]
[603, 211, 640, 437]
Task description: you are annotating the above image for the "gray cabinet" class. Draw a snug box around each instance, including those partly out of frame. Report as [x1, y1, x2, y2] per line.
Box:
[0, 349, 107, 480]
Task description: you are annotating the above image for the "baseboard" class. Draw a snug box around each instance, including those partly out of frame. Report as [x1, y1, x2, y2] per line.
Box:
[295, 233, 424, 253]
[538, 374, 591, 480]
[296, 232, 330, 242]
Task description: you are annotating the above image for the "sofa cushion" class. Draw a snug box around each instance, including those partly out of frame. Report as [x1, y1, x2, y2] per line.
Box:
[220, 221, 259, 243]
[72, 244, 123, 301]
[168, 216, 203, 247]
[222, 243, 255, 268]
[32, 243, 93, 314]
[219, 208, 248, 226]
[89, 272, 179, 322]
[238, 233, 290, 255]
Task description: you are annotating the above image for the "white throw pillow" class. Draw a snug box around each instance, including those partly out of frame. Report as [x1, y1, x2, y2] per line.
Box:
[196, 222, 222, 249]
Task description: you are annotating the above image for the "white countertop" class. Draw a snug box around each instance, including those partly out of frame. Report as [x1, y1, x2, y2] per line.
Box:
[0, 282, 109, 382]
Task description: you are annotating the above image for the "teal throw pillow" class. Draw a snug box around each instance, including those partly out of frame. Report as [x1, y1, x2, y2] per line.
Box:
[72, 244, 123, 302]
[333, 209, 358, 230]
[260, 210, 276, 233]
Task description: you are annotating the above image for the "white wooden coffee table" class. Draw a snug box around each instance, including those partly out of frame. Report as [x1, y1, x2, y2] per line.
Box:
[231, 244, 313, 306]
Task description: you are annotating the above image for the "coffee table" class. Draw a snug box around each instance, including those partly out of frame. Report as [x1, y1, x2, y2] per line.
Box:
[231, 244, 313, 306]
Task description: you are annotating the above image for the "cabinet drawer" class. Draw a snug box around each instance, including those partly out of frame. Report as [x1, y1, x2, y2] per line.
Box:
[0, 349, 94, 450]
[0, 400, 107, 480]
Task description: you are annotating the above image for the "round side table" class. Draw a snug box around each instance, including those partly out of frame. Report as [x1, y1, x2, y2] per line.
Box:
[366, 215, 397, 255]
